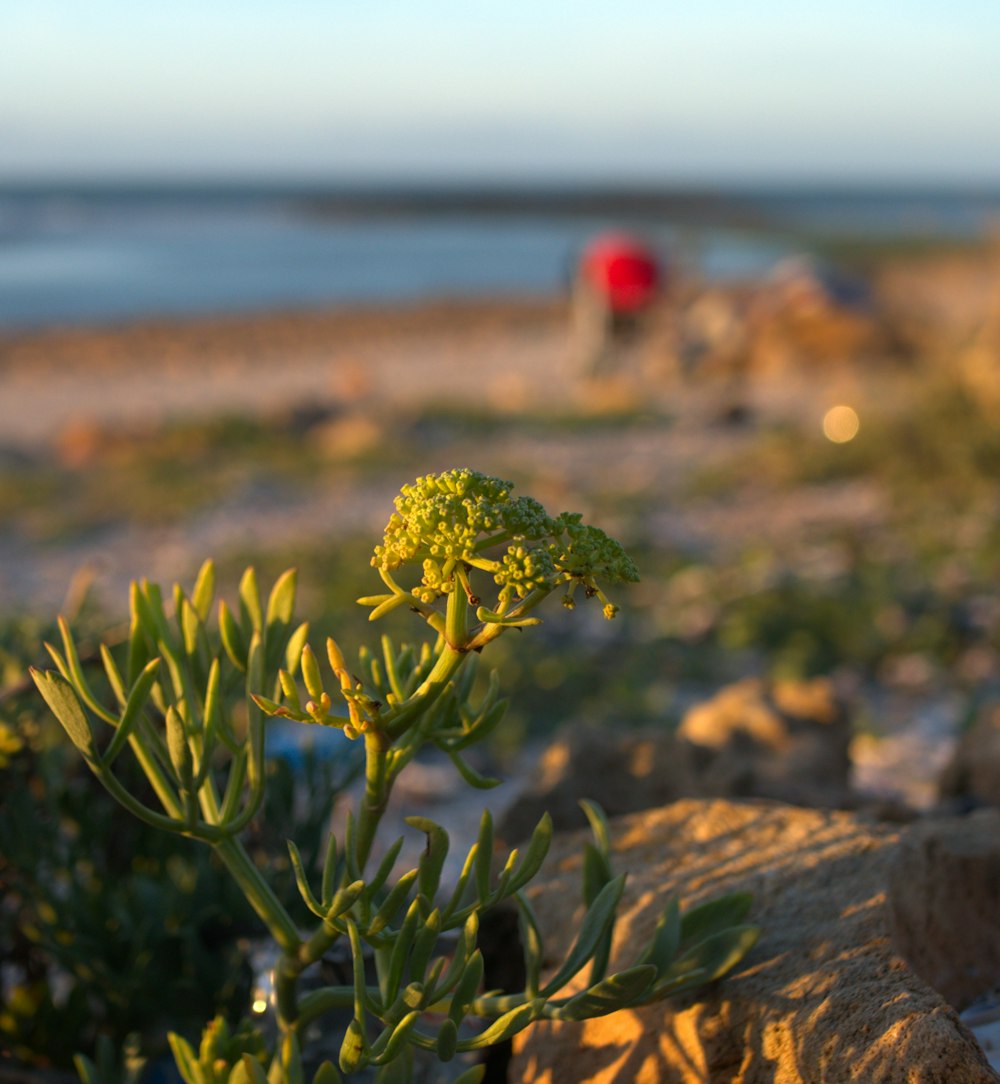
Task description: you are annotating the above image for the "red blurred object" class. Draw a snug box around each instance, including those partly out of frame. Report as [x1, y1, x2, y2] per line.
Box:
[578, 233, 661, 314]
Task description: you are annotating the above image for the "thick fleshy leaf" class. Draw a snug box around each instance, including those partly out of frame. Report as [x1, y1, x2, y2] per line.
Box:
[219, 600, 248, 672]
[667, 924, 760, 990]
[127, 582, 153, 686]
[287, 840, 324, 916]
[434, 1018, 458, 1062]
[638, 896, 681, 974]
[368, 869, 418, 936]
[100, 643, 127, 709]
[579, 799, 612, 857]
[31, 668, 96, 761]
[55, 617, 117, 724]
[327, 879, 366, 920]
[386, 901, 421, 1012]
[507, 812, 553, 893]
[338, 1019, 367, 1075]
[165, 705, 192, 785]
[301, 644, 325, 701]
[285, 622, 311, 675]
[167, 1033, 204, 1084]
[456, 1001, 541, 1051]
[266, 568, 297, 629]
[515, 892, 544, 997]
[582, 841, 613, 908]
[447, 949, 485, 1026]
[550, 964, 657, 1021]
[103, 658, 161, 766]
[451, 1067, 486, 1084]
[447, 749, 501, 789]
[474, 809, 493, 901]
[239, 567, 263, 634]
[371, 1010, 420, 1067]
[408, 908, 442, 981]
[191, 560, 216, 621]
[71, 1054, 98, 1084]
[540, 874, 626, 997]
[680, 892, 754, 948]
[310, 1061, 343, 1084]
[406, 817, 449, 901]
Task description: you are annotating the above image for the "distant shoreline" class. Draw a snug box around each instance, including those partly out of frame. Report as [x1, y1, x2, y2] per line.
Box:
[3, 179, 999, 227]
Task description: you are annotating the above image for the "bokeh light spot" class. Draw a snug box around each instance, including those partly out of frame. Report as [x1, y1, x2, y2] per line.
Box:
[822, 405, 860, 443]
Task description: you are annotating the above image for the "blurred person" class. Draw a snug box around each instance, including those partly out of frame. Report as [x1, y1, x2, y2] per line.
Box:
[571, 232, 664, 377]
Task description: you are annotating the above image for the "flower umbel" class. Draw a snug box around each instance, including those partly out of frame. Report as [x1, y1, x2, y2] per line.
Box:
[370, 468, 638, 625]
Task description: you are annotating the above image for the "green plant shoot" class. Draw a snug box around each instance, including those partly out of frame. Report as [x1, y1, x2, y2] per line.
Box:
[33, 469, 758, 1083]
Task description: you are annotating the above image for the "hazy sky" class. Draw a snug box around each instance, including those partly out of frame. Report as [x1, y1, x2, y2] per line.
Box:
[2, 1, 999, 183]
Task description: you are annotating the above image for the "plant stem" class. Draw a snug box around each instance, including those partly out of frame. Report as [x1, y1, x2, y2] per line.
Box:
[444, 585, 469, 650]
[355, 729, 391, 870]
[213, 836, 301, 955]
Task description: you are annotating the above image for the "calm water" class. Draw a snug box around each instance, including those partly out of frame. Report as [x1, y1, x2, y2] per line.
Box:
[0, 184, 997, 329]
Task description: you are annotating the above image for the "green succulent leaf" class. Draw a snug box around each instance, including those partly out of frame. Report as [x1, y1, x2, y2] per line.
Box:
[368, 869, 419, 936]
[266, 568, 297, 630]
[103, 657, 161, 767]
[405, 817, 449, 901]
[508, 812, 553, 894]
[219, 600, 248, 672]
[680, 892, 755, 948]
[310, 1062, 343, 1084]
[287, 840, 324, 917]
[371, 1010, 421, 1066]
[654, 924, 760, 999]
[446, 748, 501, 789]
[408, 908, 442, 981]
[515, 892, 544, 998]
[167, 1033, 204, 1084]
[31, 668, 96, 762]
[540, 874, 626, 998]
[582, 841, 613, 908]
[550, 964, 657, 1021]
[338, 1019, 367, 1076]
[457, 1001, 542, 1051]
[327, 879, 366, 921]
[239, 567, 263, 635]
[637, 896, 681, 974]
[191, 559, 216, 621]
[435, 1018, 459, 1062]
[451, 1068, 486, 1084]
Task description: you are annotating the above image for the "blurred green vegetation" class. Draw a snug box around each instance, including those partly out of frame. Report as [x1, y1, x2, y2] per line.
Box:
[0, 612, 359, 1072]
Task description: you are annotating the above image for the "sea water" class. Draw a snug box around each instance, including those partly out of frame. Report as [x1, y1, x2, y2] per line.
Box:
[0, 184, 996, 329]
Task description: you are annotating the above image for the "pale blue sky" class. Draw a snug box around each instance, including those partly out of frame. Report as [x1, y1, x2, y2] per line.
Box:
[2, 1, 998, 182]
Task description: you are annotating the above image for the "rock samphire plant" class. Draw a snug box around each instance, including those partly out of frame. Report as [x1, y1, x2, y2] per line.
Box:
[33, 469, 759, 1084]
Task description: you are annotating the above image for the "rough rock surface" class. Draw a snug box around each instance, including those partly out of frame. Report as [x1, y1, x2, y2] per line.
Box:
[510, 799, 999, 1084]
[939, 700, 1000, 808]
[888, 809, 1000, 1010]
[677, 677, 851, 808]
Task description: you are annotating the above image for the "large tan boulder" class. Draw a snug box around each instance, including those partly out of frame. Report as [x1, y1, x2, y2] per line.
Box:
[510, 800, 999, 1083]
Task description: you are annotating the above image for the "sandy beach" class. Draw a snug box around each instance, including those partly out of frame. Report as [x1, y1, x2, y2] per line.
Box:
[0, 297, 574, 451]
